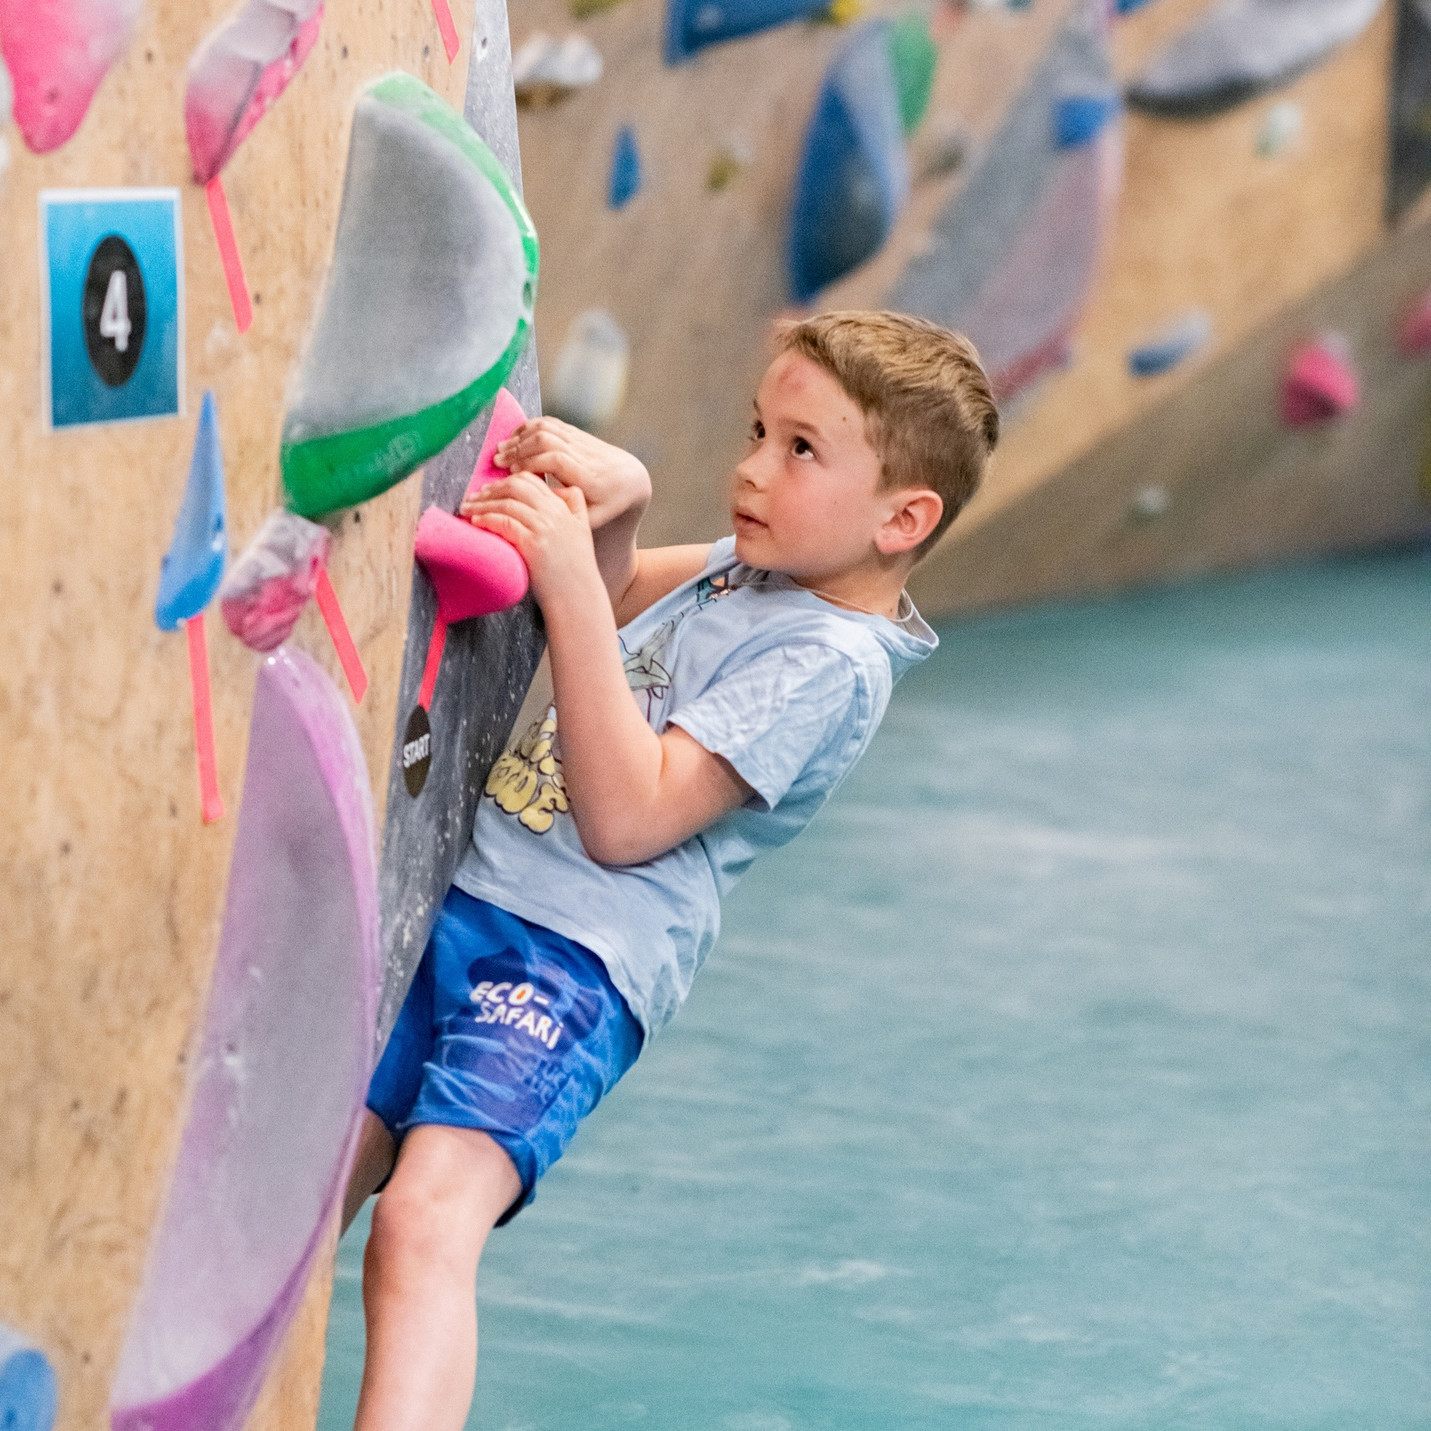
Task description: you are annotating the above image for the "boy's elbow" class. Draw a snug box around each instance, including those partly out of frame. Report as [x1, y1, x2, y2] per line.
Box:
[575, 812, 655, 867]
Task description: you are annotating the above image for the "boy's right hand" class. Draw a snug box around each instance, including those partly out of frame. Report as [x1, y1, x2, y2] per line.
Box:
[461, 416, 652, 533]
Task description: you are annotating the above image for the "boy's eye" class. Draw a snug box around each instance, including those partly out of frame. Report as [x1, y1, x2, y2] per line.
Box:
[791, 437, 814, 459]
[749, 419, 765, 442]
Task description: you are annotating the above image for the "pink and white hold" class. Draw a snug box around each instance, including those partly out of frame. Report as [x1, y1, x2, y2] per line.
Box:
[185, 0, 324, 184]
[0, 0, 143, 153]
[220, 509, 331, 652]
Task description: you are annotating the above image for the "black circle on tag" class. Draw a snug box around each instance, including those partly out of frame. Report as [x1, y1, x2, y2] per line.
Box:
[82, 234, 147, 387]
[402, 704, 433, 798]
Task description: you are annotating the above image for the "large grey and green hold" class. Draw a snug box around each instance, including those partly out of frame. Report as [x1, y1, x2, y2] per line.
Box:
[281, 72, 539, 519]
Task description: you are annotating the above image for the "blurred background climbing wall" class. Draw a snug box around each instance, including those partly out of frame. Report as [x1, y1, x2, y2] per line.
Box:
[514, 0, 1431, 615]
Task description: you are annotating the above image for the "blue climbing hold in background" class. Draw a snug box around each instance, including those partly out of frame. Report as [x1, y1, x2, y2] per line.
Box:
[1128, 310, 1213, 377]
[155, 390, 227, 631]
[1055, 91, 1121, 147]
[665, 0, 829, 64]
[608, 124, 642, 209]
[0, 1326, 58, 1431]
[787, 20, 910, 303]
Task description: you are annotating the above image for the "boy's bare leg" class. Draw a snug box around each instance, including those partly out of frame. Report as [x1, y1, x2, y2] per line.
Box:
[342, 1110, 397, 1235]
[352, 1123, 523, 1431]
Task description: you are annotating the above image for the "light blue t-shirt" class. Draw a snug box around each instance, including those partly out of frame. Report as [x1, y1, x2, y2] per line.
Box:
[454, 537, 937, 1035]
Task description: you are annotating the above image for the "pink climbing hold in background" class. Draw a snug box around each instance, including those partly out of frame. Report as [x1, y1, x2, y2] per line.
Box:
[1280, 336, 1360, 427]
[1395, 289, 1431, 356]
[414, 389, 531, 627]
[0, 0, 143, 153]
[185, 0, 324, 184]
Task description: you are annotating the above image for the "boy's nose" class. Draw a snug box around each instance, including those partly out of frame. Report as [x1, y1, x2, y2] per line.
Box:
[734, 452, 766, 490]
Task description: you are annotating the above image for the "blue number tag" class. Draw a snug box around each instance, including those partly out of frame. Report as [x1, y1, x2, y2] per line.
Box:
[40, 188, 184, 429]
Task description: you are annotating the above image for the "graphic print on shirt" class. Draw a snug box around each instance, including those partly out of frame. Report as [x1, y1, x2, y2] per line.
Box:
[483, 568, 738, 834]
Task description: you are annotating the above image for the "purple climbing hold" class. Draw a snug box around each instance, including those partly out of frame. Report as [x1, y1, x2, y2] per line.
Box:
[890, 0, 1122, 402]
[109, 647, 378, 1431]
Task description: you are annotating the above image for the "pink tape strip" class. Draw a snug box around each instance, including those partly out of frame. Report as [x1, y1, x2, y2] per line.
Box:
[417, 613, 448, 712]
[431, 0, 460, 61]
[186, 615, 225, 824]
[315, 567, 369, 704]
[206, 176, 253, 335]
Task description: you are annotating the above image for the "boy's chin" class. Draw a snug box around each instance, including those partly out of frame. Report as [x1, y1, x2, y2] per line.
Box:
[734, 529, 780, 572]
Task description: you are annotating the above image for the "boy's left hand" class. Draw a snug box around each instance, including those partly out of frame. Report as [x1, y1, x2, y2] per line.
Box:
[463, 472, 603, 607]
[472, 416, 651, 532]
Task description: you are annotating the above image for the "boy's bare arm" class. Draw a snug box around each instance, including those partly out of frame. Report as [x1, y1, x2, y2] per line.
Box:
[463, 418, 710, 623]
[612, 544, 713, 626]
[464, 472, 753, 866]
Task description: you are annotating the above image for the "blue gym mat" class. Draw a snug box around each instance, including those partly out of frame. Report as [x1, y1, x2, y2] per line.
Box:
[321, 548, 1431, 1431]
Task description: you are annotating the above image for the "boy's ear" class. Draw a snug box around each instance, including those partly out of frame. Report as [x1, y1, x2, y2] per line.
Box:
[876, 488, 943, 557]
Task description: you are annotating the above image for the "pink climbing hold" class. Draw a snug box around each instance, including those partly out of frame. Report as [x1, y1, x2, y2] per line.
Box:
[414, 389, 530, 627]
[1396, 290, 1431, 356]
[1280, 337, 1360, 427]
[185, 0, 325, 185]
[0, 0, 143, 153]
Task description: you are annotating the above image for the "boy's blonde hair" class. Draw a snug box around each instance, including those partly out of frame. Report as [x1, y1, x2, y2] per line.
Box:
[774, 310, 999, 558]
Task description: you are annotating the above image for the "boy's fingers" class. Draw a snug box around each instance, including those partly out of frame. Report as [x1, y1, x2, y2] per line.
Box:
[514, 448, 587, 489]
[555, 484, 588, 517]
[501, 435, 576, 478]
[469, 472, 550, 504]
[467, 508, 534, 545]
[465, 495, 542, 526]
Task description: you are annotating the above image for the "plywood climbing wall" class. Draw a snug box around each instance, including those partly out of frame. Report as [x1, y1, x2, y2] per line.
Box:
[0, 4, 486, 1429]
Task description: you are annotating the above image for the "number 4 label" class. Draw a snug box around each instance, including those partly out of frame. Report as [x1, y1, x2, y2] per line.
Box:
[100, 269, 132, 353]
[41, 188, 183, 429]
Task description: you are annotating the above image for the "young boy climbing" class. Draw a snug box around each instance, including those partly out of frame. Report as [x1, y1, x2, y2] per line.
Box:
[340, 310, 999, 1431]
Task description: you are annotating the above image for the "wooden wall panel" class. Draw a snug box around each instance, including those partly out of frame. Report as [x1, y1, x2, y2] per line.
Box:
[0, 4, 474, 1428]
[912, 205, 1431, 616]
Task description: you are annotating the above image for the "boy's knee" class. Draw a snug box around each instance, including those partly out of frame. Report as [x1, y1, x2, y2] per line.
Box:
[367, 1179, 442, 1268]
[365, 1129, 520, 1276]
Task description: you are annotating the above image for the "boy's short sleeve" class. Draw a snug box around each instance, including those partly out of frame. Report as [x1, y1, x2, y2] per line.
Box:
[667, 643, 865, 810]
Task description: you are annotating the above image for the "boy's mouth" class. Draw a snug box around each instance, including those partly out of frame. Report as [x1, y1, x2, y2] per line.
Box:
[733, 509, 765, 532]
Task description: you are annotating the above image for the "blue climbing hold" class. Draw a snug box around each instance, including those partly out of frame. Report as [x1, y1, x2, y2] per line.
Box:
[665, 0, 829, 64]
[787, 20, 910, 304]
[1114, 0, 1157, 13]
[0, 1326, 58, 1431]
[608, 124, 642, 209]
[1055, 91, 1121, 147]
[156, 390, 227, 631]
[1128, 309, 1213, 377]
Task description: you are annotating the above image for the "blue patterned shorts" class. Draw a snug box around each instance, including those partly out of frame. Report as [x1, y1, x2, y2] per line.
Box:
[367, 887, 643, 1223]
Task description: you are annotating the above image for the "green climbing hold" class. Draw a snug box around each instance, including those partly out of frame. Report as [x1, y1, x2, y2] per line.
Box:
[887, 11, 936, 136]
[281, 73, 538, 519]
